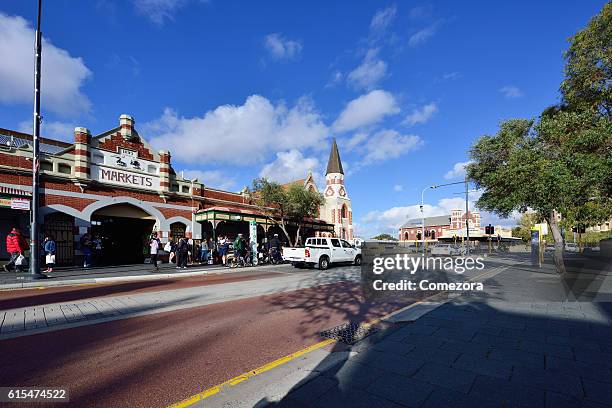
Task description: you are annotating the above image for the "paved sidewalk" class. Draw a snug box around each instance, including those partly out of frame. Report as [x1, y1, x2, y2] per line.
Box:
[0, 262, 224, 288]
[205, 259, 612, 408]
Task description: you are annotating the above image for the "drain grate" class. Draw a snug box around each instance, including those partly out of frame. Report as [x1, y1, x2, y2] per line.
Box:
[319, 322, 379, 345]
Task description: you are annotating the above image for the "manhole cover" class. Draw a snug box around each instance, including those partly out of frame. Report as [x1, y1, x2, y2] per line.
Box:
[319, 322, 379, 345]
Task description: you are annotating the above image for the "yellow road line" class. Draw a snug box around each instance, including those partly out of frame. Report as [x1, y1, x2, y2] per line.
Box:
[167, 338, 336, 408]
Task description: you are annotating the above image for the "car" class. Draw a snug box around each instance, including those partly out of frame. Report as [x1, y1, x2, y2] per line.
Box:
[430, 244, 463, 256]
[282, 237, 361, 270]
[565, 243, 579, 252]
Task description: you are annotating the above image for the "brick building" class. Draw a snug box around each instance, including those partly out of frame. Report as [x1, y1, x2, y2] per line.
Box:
[0, 114, 334, 266]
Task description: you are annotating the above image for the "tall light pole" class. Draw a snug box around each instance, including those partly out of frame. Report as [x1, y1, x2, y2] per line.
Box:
[420, 186, 436, 255]
[30, 0, 46, 279]
[420, 180, 468, 256]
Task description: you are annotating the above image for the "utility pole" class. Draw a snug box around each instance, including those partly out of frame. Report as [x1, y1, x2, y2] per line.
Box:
[30, 0, 46, 280]
[465, 175, 470, 256]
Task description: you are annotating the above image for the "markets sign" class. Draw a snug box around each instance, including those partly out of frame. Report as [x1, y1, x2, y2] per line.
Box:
[91, 164, 160, 191]
[0, 197, 30, 210]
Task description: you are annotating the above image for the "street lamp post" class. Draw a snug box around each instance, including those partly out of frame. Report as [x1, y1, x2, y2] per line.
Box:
[420, 186, 436, 255]
[30, 0, 46, 280]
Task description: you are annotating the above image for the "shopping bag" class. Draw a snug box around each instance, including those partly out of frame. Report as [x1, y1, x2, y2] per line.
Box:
[46, 254, 56, 264]
[15, 254, 25, 266]
[164, 242, 172, 252]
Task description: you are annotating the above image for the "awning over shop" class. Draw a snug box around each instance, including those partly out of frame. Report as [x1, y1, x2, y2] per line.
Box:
[195, 206, 335, 232]
[0, 185, 31, 196]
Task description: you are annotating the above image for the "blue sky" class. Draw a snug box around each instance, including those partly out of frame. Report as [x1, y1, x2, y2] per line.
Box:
[0, 0, 606, 237]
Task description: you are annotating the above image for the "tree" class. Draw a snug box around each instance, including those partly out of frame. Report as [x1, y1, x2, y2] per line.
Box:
[512, 213, 540, 242]
[561, 2, 611, 116]
[371, 233, 398, 241]
[467, 3, 612, 257]
[250, 178, 323, 247]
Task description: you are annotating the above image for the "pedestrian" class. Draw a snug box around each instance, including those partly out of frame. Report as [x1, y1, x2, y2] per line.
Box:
[218, 235, 229, 265]
[80, 233, 93, 268]
[149, 232, 161, 271]
[168, 239, 177, 264]
[177, 237, 189, 269]
[43, 234, 56, 273]
[4, 227, 29, 273]
[92, 235, 103, 265]
[199, 239, 210, 264]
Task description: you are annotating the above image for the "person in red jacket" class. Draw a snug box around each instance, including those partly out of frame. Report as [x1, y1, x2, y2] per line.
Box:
[4, 227, 29, 272]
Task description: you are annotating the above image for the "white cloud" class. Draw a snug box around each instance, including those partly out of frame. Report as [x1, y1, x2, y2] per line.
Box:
[360, 129, 423, 165]
[370, 4, 397, 32]
[444, 160, 472, 180]
[347, 48, 387, 91]
[0, 13, 92, 116]
[403, 102, 438, 126]
[325, 70, 344, 88]
[408, 23, 440, 47]
[182, 169, 237, 191]
[18, 119, 75, 142]
[145, 95, 328, 165]
[259, 149, 321, 184]
[342, 132, 368, 152]
[132, 0, 196, 25]
[264, 33, 302, 61]
[333, 90, 399, 132]
[499, 85, 523, 99]
[393, 184, 403, 192]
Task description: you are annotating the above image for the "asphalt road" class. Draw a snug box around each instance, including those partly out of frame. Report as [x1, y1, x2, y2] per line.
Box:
[0, 265, 411, 408]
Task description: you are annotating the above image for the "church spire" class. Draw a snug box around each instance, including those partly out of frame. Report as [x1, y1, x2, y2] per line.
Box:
[326, 138, 344, 175]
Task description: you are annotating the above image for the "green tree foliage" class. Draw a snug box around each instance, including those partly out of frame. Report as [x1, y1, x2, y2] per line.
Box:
[512, 213, 540, 242]
[467, 3, 612, 251]
[250, 178, 324, 247]
[561, 2, 611, 116]
[371, 233, 398, 241]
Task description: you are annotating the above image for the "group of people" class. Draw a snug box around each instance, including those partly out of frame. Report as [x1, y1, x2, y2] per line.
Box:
[145, 232, 286, 271]
[3, 227, 57, 274]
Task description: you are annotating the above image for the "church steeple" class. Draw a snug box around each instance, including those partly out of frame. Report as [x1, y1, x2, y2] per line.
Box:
[326, 138, 344, 175]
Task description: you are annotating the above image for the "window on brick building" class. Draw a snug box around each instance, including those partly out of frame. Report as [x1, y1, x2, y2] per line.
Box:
[40, 161, 53, 171]
[181, 185, 189, 193]
[58, 163, 71, 174]
[171, 183, 179, 192]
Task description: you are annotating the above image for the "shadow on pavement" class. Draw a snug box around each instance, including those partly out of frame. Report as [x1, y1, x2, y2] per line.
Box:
[257, 260, 612, 408]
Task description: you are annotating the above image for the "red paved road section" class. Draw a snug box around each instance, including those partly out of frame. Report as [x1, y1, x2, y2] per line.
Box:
[0, 281, 410, 408]
[0, 270, 282, 309]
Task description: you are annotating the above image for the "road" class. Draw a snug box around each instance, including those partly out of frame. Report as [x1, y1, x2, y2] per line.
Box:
[0, 264, 412, 408]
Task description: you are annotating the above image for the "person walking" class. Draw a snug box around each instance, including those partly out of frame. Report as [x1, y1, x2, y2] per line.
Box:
[218, 235, 229, 265]
[233, 234, 245, 265]
[4, 227, 29, 272]
[42, 235, 56, 273]
[177, 237, 189, 269]
[167, 239, 177, 264]
[80, 233, 93, 268]
[199, 239, 210, 264]
[149, 232, 161, 271]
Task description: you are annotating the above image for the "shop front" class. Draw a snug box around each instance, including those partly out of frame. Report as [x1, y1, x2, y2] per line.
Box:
[195, 207, 335, 246]
[0, 187, 31, 261]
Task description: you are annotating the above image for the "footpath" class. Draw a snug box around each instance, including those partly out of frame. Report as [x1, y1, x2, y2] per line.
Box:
[194, 257, 612, 408]
[0, 262, 233, 289]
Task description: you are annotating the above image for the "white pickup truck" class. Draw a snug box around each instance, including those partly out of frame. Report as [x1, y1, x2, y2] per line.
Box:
[283, 237, 362, 270]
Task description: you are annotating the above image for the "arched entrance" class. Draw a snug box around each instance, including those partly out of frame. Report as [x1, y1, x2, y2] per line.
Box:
[43, 212, 74, 266]
[91, 203, 156, 265]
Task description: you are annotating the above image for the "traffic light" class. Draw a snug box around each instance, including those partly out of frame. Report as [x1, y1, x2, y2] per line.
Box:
[572, 227, 577, 233]
[485, 224, 494, 235]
